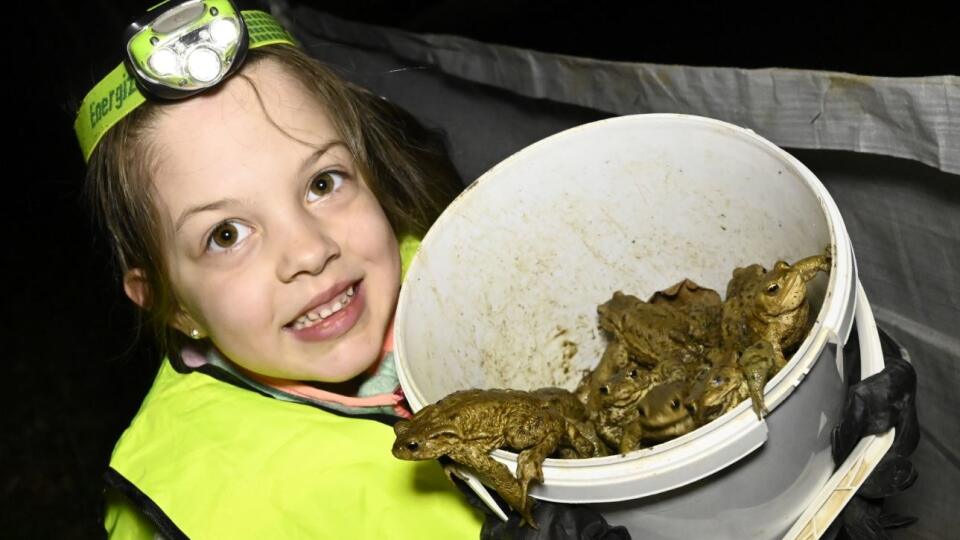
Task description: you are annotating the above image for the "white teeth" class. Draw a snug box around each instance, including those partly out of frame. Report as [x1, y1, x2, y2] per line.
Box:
[290, 288, 355, 329]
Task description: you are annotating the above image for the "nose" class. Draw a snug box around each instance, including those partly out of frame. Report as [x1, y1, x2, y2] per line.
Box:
[275, 213, 340, 282]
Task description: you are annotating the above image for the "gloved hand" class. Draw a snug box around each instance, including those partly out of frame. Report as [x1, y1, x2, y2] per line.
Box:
[840, 496, 917, 540]
[480, 498, 631, 540]
[832, 327, 920, 540]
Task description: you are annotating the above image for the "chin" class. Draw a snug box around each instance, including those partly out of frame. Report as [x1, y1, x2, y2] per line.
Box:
[325, 342, 383, 380]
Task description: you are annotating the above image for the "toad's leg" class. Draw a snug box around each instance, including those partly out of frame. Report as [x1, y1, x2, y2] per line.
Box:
[739, 341, 777, 419]
[516, 429, 562, 504]
[618, 420, 644, 454]
[452, 446, 536, 528]
[793, 252, 831, 281]
[566, 419, 610, 458]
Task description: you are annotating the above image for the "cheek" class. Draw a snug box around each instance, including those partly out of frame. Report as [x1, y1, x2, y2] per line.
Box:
[213, 295, 270, 331]
[345, 194, 400, 268]
[182, 270, 275, 335]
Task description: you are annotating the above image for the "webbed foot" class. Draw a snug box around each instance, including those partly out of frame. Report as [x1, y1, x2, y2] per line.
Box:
[518, 500, 538, 529]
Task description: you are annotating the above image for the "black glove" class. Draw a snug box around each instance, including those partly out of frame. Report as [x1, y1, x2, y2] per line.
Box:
[832, 327, 920, 540]
[840, 496, 917, 540]
[831, 329, 919, 464]
[480, 498, 631, 540]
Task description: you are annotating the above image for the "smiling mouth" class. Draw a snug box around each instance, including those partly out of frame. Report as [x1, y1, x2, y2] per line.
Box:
[287, 285, 356, 330]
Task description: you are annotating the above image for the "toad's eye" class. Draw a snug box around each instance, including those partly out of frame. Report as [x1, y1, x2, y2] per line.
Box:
[405, 441, 420, 451]
[712, 376, 724, 385]
[765, 283, 780, 294]
[671, 398, 681, 409]
[307, 171, 346, 202]
[599, 385, 610, 395]
[628, 369, 638, 378]
[207, 221, 252, 252]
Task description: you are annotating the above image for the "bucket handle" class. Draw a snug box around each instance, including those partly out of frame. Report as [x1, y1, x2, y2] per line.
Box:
[782, 281, 895, 539]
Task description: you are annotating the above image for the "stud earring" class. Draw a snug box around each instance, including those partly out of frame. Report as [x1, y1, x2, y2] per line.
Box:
[190, 328, 200, 339]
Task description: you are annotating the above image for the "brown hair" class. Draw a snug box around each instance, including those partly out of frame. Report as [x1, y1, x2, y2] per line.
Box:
[86, 45, 463, 360]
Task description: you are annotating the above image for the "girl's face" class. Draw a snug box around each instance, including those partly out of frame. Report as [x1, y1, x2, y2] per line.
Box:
[138, 59, 400, 382]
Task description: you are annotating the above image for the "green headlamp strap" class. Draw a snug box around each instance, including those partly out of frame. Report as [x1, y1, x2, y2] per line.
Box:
[74, 9, 297, 163]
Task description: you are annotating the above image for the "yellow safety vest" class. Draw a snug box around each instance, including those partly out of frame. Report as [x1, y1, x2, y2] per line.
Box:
[104, 357, 484, 539]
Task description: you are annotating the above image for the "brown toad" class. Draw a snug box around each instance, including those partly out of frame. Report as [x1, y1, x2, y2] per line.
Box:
[721, 252, 831, 369]
[392, 388, 604, 527]
[688, 361, 750, 424]
[598, 291, 705, 367]
[636, 381, 698, 443]
[692, 340, 781, 420]
[594, 365, 659, 453]
[575, 339, 631, 415]
[648, 278, 724, 348]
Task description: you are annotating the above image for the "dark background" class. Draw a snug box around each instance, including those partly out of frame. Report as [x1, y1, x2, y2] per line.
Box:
[5, 1, 956, 537]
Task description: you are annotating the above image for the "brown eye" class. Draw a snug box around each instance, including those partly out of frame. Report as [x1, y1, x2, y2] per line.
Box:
[766, 283, 780, 294]
[207, 221, 252, 252]
[307, 171, 345, 201]
[213, 223, 236, 246]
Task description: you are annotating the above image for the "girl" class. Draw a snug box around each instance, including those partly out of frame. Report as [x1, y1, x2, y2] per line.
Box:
[79, 5, 480, 538]
[79, 4, 625, 538]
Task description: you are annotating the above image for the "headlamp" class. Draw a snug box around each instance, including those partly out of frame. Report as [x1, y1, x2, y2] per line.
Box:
[74, 1, 297, 162]
[124, 0, 248, 100]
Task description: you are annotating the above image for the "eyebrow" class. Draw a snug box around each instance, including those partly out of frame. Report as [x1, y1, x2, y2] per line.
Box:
[174, 140, 348, 233]
[175, 198, 242, 233]
[299, 140, 346, 175]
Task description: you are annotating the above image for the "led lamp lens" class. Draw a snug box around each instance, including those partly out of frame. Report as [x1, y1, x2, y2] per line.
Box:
[186, 47, 221, 82]
[148, 48, 179, 76]
[209, 18, 239, 46]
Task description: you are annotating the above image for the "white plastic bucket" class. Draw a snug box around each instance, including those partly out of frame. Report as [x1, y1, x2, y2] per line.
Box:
[394, 114, 868, 538]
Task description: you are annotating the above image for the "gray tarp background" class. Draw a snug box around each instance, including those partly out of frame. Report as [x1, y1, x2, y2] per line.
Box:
[275, 4, 959, 538]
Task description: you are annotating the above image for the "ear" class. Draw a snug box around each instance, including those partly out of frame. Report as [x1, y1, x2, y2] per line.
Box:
[123, 268, 150, 309]
[123, 268, 205, 339]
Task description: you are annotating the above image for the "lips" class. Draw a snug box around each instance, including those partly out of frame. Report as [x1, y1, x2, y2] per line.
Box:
[284, 280, 366, 343]
[288, 285, 357, 330]
[285, 280, 359, 329]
